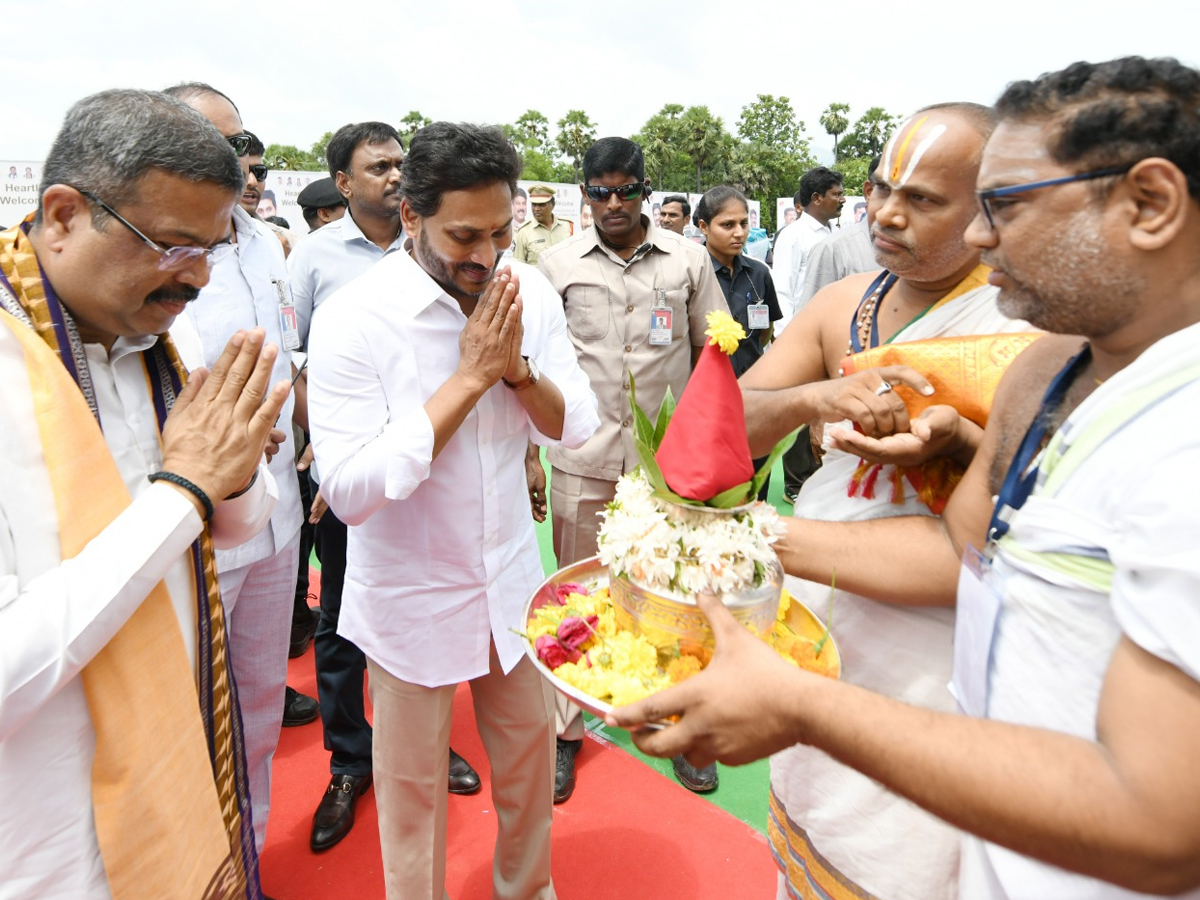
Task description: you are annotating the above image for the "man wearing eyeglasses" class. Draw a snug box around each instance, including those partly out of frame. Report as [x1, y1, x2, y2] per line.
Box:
[164, 81, 306, 856]
[536, 136, 728, 802]
[616, 56, 1200, 900]
[0, 88, 289, 900]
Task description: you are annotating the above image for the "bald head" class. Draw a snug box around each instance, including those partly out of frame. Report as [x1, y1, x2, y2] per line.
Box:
[868, 104, 995, 285]
[164, 83, 247, 182]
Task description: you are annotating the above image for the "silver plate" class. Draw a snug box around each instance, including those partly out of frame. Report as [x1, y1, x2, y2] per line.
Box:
[521, 556, 840, 723]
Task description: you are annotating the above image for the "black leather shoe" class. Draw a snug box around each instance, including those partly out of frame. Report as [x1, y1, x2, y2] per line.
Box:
[554, 738, 582, 804]
[448, 747, 481, 795]
[672, 754, 718, 792]
[310, 773, 371, 852]
[283, 686, 319, 727]
[289, 605, 321, 658]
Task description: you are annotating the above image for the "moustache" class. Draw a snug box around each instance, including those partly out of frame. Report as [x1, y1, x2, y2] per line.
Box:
[146, 286, 200, 305]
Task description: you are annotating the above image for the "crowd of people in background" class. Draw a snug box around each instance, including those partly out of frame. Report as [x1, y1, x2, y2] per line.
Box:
[1, 53, 1199, 900]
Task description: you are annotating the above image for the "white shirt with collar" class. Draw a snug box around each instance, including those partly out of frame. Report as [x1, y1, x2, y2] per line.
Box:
[287, 211, 406, 347]
[183, 205, 302, 571]
[307, 253, 599, 687]
[0, 314, 275, 900]
[772, 210, 834, 333]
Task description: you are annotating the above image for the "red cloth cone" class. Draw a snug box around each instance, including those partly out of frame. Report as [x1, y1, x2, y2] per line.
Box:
[655, 342, 755, 501]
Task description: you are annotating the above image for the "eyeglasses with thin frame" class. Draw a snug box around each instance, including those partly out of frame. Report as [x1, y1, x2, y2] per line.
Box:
[79, 189, 234, 271]
[976, 163, 1134, 229]
[248, 163, 269, 182]
[583, 182, 645, 202]
[227, 133, 253, 156]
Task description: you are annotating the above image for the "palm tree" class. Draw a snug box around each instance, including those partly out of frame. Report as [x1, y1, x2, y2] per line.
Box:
[820, 103, 850, 161]
[678, 106, 725, 193]
[555, 110, 598, 182]
[398, 111, 432, 149]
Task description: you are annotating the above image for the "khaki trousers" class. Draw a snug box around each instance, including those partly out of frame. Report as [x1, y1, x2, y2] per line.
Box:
[548, 468, 618, 740]
[367, 644, 557, 900]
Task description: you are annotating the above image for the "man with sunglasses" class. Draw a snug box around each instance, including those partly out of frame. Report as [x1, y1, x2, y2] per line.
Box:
[536, 136, 727, 802]
[239, 133, 299, 260]
[164, 81, 306, 856]
[0, 88, 289, 900]
[616, 57, 1200, 900]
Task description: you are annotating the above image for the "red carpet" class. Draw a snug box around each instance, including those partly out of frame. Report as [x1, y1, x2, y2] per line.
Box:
[261, 577, 777, 899]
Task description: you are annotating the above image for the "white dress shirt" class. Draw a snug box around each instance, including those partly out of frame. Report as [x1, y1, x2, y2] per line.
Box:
[308, 253, 598, 687]
[287, 211, 406, 346]
[0, 315, 274, 900]
[772, 211, 834, 333]
[184, 206, 302, 571]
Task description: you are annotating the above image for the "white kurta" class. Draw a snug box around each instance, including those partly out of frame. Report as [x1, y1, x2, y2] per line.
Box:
[960, 320, 1200, 900]
[307, 253, 598, 687]
[0, 314, 274, 900]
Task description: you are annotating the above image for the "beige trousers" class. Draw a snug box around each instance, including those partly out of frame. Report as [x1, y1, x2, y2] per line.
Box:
[548, 468, 618, 740]
[367, 644, 557, 900]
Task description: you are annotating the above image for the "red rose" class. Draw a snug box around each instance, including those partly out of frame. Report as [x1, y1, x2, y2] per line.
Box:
[557, 615, 599, 652]
[554, 582, 587, 605]
[535, 634, 580, 669]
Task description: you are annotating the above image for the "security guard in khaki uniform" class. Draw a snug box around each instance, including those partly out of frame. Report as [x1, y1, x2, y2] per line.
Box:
[513, 184, 573, 264]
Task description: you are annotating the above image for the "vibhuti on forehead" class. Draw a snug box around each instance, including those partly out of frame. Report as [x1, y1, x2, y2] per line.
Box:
[881, 115, 948, 188]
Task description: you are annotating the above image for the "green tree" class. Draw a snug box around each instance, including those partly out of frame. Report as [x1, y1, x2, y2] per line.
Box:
[512, 109, 551, 154]
[264, 143, 322, 171]
[519, 148, 575, 183]
[737, 94, 804, 156]
[837, 156, 872, 195]
[555, 110, 598, 182]
[730, 95, 816, 232]
[841, 107, 899, 159]
[634, 104, 687, 191]
[819, 102, 851, 161]
[309, 131, 335, 170]
[398, 110, 432, 148]
[678, 106, 728, 193]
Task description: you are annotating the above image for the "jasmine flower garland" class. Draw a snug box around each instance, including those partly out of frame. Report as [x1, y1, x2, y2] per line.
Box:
[597, 469, 786, 601]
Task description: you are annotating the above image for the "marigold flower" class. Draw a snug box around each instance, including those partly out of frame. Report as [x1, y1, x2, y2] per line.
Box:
[704, 310, 745, 355]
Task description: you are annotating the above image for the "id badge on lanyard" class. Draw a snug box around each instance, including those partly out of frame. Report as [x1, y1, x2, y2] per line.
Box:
[274, 277, 301, 351]
[949, 544, 1003, 719]
[747, 293, 769, 330]
[649, 287, 673, 346]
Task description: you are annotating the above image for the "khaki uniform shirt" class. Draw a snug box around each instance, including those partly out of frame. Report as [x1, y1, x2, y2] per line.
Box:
[513, 215, 573, 265]
[538, 216, 730, 481]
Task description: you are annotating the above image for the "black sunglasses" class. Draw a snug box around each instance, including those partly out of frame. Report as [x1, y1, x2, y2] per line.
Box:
[583, 182, 645, 202]
[249, 163, 269, 182]
[227, 133, 253, 156]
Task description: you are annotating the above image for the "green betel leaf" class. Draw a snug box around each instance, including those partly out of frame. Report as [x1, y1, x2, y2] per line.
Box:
[652, 385, 676, 448]
[634, 439, 672, 496]
[707, 480, 755, 508]
[628, 375, 659, 450]
[748, 426, 800, 498]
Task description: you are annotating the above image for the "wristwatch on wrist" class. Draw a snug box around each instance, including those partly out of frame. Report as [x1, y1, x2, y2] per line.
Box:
[502, 356, 540, 391]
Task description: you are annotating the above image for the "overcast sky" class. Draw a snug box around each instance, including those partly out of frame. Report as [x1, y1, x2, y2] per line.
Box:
[2, 0, 1194, 164]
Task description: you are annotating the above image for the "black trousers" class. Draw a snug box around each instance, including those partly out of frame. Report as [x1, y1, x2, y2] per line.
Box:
[311, 475, 373, 776]
[782, 426, 821, 497]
